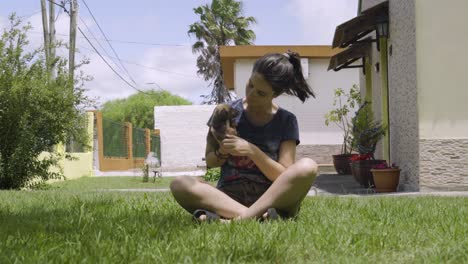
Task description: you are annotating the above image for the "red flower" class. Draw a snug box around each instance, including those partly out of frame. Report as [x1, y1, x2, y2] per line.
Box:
[349, 153, 372, 161]
[372, 161, 399, 169]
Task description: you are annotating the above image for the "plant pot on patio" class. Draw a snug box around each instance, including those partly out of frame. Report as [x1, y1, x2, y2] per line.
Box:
[332, 154, 357, 175]
[349, 101, 387, 188]
[324, 85, 361, 175]
[371, 162, 401, 192]
[350, 159, 385, 188]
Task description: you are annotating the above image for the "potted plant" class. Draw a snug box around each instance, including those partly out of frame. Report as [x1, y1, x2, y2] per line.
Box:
[324, 85, 361, 174]
[349, 101, 387, 187]
[371, 161, 401, 192]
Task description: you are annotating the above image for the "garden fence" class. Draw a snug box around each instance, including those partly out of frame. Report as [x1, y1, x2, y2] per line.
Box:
[96, 112, 160, 171]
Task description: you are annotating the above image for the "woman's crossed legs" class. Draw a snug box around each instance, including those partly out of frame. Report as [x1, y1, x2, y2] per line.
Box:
[169, 158, 318, 221]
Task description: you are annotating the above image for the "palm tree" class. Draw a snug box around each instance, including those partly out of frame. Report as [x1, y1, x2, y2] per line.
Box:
[188, 0, 256, 104]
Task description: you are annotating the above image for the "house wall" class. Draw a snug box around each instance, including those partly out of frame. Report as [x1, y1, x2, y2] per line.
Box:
[360, 0, 468, 190]
[61, 112, 95, 179]
[361, 0, 420, 191]
[233, 58, 359, 164]
[154, 105, 215, 172]
[415, 0, 468, 188]
[46, 111, 95, 181]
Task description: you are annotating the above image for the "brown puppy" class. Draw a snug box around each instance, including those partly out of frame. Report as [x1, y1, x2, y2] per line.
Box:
[206, 104, 239, 151]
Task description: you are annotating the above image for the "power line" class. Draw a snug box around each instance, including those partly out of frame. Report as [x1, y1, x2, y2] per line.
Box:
[55, 6, 63, 21]
[80, 0, 137, 85]
[31, 31, 189, 47]
[20, 9, 42, 19]
[89, 39, 189, 47]
[77, 45, 199, 79]
[46, 0, 67, 12]
[46, 0, 148, 94]
[78, 15, 129, 78]
[77, 27, 147, 93]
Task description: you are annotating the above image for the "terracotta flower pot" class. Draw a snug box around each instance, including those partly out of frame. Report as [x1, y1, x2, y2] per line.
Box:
[332, 154, 357, 175]
[371, 168, 401, 193]
[350, 160, 385, 187]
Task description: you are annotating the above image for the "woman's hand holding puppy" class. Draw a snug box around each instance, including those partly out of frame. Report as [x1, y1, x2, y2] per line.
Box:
[220, 134, 254, 157]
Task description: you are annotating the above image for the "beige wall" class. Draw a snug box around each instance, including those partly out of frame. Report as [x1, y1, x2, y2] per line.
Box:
[359, 0, 468, 189]
[360, 0, 420, 190]
[416, 0, 468, 139]
[61, 112, 94, 179]
[46, 112, 94, 181]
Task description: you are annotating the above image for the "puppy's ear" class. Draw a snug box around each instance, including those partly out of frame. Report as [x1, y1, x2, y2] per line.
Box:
[207, 105, 222, 127]
[229, 107, 239, 118]
[207, 110, 215, 127]
[229, 107, 239, 127]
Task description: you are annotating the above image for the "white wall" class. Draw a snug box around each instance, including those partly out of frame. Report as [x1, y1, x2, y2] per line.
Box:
[416, 0, 468, 139]
[154, 105, 215, 171]
[234, 58, 359, 145]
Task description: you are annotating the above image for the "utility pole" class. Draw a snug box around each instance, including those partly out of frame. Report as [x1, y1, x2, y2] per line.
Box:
[49, 1, 56, 78]
[69, 0, 78, 82]
[40, 0, 50, 71]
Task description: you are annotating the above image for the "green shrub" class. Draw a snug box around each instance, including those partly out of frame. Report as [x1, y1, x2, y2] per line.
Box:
[101, 90, 191, 129]
[324, 84, 361, 155]
[0, 14, 91, 189]
[350, 101, 386, 158]
[202, 167, 221, 182]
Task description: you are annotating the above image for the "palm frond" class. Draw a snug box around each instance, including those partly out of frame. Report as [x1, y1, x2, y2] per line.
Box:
[188, 0, 256, 104]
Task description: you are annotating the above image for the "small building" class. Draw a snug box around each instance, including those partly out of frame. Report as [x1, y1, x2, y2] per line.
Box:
[329, 0, 468, 190]
[154, 105, 215, 173]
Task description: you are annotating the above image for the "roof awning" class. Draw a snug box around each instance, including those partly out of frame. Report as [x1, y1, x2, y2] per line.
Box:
[332, 1, 388, 48]
[328, 40, 371, 71]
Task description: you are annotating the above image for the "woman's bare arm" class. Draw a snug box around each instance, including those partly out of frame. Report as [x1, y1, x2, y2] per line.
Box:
[205, 130, 229, 168]
[247, 140, 296, 181]
[222, 134, 296, 181]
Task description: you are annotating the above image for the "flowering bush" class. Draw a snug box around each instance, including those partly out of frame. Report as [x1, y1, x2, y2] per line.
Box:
[372, 161, 399, 169]
[349, 153, 373, 162]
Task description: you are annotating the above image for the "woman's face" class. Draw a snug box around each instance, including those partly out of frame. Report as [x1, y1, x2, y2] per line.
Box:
[245, 72, 275, 107]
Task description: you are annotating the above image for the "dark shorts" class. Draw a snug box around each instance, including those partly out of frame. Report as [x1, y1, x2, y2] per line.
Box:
[217, 179, 299, 219]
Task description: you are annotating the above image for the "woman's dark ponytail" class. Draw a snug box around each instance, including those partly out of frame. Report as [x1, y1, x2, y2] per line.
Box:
[252, 51, 315, 103]
[285, 51, 315, 102]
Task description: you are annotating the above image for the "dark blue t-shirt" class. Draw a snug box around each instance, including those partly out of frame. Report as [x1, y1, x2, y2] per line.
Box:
[214, 99, 300, 187]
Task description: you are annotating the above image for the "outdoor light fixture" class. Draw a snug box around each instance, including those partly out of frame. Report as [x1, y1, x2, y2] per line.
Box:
[376, 19, 389, 38]
[375, 17, 389, 51]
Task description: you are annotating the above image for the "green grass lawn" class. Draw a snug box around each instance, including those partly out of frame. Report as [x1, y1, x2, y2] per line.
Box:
[0, 179, 466, 263]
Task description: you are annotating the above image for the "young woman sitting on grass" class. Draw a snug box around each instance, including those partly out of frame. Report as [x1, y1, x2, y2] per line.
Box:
[170, 51, 318, 222]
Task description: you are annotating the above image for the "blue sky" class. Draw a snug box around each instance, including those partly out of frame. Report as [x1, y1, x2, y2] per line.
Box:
[1, 0, 358, 106]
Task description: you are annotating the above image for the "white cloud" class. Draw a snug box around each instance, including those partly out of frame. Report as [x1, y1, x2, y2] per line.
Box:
[79, 45, 210, 106]
[1, 13, 209, 106]
[0, 15, 7, 30]
[29, 13, 210, 105]
[289, 0, 358, 45]
[138, 46, 210, 104]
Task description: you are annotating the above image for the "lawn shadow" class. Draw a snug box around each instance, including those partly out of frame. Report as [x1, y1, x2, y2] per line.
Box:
[0, 193, 194, 240]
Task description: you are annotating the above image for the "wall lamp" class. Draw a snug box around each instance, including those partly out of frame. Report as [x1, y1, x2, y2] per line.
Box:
[375, 18, 389, 51]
